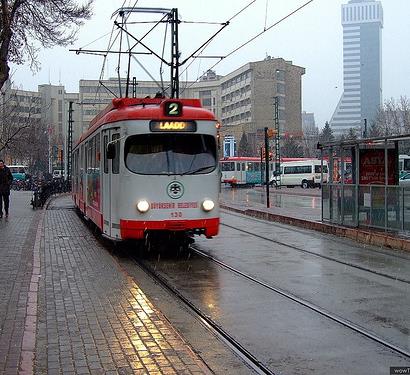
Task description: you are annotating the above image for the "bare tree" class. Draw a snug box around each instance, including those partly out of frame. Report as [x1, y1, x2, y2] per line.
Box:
[238, 132, 253, 157]
[281, 136, 304, 158]
[302, 126, 319, 158]
[0, 0, 94, 90]
[372, 96, 410, 136]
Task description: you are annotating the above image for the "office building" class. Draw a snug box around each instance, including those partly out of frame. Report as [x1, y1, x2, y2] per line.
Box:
[330, 0, 383, 136]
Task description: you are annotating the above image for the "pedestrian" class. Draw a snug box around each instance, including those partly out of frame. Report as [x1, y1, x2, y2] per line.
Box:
[0, 159, 13, 218]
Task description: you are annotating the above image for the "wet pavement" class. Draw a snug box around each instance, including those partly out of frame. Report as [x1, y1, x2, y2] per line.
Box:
[0, 192, 213, 374]
[220, 186, 321, 221]
[1, 191, 409, 375]
[146, 210, 410, 374]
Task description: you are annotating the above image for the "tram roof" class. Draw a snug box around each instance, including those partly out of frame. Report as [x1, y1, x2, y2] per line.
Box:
[75, 97, 216, 146]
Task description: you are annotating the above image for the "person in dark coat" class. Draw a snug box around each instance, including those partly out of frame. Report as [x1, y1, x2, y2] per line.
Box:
[0, 159, 13, 218]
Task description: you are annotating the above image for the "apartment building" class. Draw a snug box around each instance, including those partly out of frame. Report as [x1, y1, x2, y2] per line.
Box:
[220, 57, 305, 153]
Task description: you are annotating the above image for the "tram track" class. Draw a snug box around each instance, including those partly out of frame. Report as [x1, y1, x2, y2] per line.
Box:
[134, 256, 276, 375]
[190, 245, 410, 360]
[222, 209, 410, 262]
[220, 217, 410, 285]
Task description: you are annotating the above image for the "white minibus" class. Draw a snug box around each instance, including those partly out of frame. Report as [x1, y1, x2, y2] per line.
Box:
[271, 159, 328, 188]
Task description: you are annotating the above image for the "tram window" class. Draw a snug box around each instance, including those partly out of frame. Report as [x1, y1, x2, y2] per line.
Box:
[124, 134, 217, 175]
[242, 163, 245, 171]
[103, 135, 108, 173]
[95, 135, 100, 173]
[91, 136, 95, 172]
[85, 142, 88, 173]
[112, 133, 120, 174]
[221, 162, 234, 172]
[247, 162, 260, 172]
[236, 162, 240, 171]
[81, 145, 84, 174]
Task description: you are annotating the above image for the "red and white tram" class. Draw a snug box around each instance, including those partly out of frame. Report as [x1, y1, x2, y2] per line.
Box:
[72, 97, 220, 242]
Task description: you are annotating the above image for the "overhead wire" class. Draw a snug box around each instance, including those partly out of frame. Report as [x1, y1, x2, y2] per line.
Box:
[159, 19, 169, 95]
[177, 0, 258, 95]
[96, 0, 139, 101]
[183, 0, 314, 92]
[123, 11, 169, 92]
[82, 0, 313, 102]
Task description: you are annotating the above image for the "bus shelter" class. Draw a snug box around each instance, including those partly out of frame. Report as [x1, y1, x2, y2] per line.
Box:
[318, 134, 410, 232]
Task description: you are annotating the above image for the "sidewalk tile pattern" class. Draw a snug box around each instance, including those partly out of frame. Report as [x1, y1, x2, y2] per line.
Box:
[34, 200, 208, 374]
[0, 197, 41, 375]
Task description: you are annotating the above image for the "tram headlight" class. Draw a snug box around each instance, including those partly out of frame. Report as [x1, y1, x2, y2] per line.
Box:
[202, 199, 215, 212]
[136, 200, 150, 213]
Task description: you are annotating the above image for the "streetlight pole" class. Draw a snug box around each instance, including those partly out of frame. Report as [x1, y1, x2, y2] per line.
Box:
[264, 127, 270, 208]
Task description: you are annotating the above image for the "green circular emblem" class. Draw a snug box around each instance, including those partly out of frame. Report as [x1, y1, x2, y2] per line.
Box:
[167, 181, 184, 199]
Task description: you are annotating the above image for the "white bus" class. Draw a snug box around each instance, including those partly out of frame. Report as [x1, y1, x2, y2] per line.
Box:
[399, 154, 410, 176]
[271, 159, 328, 188]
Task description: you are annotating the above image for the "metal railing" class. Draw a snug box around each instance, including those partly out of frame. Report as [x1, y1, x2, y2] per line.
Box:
[322, 183, 410, 232]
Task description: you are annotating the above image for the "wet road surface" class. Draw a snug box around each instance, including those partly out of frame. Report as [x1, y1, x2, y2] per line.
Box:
[141, 210, 410, 374]
[220, 186, 321, 221]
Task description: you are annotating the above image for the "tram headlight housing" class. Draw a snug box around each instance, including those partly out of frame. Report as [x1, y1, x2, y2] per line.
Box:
[202, 199, 215, 212]
[136, 200, 150, 213]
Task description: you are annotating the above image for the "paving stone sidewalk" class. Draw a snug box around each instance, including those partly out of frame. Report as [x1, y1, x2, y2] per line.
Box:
[1, 192, 210, 374]
[0, 192, 42, 375]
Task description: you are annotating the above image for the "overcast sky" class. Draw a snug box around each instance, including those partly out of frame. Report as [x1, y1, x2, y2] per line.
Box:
[9, 0, 410, 129]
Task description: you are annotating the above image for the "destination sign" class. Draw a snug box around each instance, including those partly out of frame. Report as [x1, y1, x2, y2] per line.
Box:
[150, 120, 197, 132]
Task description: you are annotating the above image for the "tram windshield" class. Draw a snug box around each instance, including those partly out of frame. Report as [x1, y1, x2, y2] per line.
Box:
[125, 134, 217, 175]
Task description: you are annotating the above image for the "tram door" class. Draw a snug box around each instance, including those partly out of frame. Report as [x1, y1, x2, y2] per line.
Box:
[110, 132, 121, 239]
[102, 129, 121, 239]
[102, 131, 111, 236]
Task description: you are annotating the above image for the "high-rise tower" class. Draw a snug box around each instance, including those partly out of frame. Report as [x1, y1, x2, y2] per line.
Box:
[330, 0, 383, 136]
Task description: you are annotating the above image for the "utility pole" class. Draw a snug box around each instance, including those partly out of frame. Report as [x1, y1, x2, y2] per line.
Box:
[273, 96, 281, 188]
[170, 8, 180, 98]
[67, 101, 73, 186]
[264, 127, 270, 208]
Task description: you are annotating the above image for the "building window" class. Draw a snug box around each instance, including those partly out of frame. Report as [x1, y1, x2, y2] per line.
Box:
[277, 83, 285, 95]
[276, 70, 285, 81]
[199, 90, 212, 98]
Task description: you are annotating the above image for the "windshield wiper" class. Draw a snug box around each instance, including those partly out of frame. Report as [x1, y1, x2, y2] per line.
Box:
[181, 165, 215, 175]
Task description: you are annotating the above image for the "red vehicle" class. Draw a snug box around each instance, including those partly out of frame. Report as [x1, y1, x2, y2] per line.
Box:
[72, 97, 220, 244]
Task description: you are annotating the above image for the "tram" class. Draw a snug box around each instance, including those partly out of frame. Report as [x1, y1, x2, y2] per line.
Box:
[220, 156, 311, 186]
[72, 97, 220, 243]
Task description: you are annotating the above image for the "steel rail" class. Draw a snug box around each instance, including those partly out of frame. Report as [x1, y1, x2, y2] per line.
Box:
[192, 246, 410, 360]
[220, 217, 410, 284]
[135, 257, 277, 375]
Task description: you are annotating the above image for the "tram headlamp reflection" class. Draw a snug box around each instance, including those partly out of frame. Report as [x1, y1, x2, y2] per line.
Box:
[202, 199, 215, 212]
[136, 200, 150, 213]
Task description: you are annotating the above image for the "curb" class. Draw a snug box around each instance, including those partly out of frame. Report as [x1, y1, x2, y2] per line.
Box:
[220, 203, 410, 253]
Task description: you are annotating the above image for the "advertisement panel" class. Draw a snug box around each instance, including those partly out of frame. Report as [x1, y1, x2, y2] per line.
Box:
[359, 149, 398, 185]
